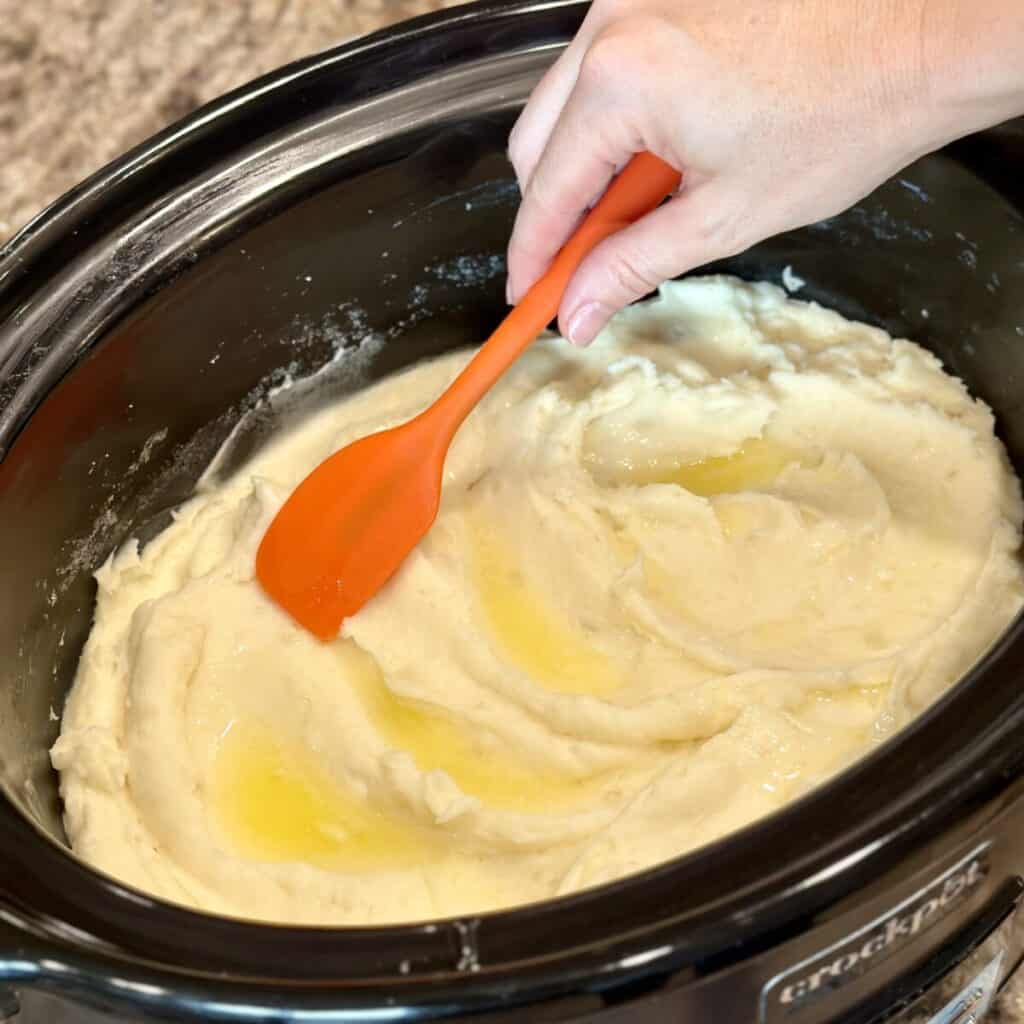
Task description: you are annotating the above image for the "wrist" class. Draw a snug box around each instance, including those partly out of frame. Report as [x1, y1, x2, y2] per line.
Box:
[918, 0, 1024, 146]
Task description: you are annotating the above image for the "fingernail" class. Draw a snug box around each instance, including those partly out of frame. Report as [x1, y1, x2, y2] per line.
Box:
[566, 303, 610, 347]
[505, 276, 513, 305]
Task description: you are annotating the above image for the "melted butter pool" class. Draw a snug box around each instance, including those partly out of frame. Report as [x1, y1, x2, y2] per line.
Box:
[212, 720, 438, 870]
[468, 516, 622, 697]
[340, 642, 605, 812]
[210, 647, 615, 868]
[586, 437, 801, 495]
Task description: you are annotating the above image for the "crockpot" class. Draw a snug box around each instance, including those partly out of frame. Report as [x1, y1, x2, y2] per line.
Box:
[2, 3, 1024, 1021]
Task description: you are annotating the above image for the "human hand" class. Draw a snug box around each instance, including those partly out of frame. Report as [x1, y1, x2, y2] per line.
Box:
[505, 0, 1021, 346]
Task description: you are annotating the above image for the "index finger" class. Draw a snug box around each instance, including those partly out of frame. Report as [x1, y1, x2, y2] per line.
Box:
[506, 84, 631, 304]
[507, 4, 608, 193]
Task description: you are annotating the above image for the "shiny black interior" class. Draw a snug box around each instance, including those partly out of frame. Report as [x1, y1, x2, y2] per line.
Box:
[1, 0, 1024, 999]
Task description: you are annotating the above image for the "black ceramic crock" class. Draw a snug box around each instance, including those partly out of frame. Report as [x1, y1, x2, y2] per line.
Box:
[2, 2, 1024, 1021]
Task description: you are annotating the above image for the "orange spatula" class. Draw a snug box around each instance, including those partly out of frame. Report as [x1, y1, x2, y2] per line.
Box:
[256, 152, 682, 639]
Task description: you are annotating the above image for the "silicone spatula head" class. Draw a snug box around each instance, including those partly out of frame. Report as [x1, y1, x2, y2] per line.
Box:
[256, 152, 682, 639]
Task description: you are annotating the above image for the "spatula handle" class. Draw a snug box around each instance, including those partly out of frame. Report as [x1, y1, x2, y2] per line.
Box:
[430, 152, 682, 435]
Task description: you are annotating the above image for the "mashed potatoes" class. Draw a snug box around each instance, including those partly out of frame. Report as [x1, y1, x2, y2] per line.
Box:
[52, 276, 1024, 924]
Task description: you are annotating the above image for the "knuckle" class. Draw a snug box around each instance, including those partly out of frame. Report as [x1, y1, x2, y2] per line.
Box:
[580, 16, 672, 88]
[523, 168, 562, 223]
[515, 231, 553, 269]
[715, 217, 750, 259]
[506, 126, 528, 178]
[692, 199, 747, 256]
[590, 0, 631, 21]
[577, 29, 630, 88]
[510, 205, 556, 266]
[606, 247, 660, 300]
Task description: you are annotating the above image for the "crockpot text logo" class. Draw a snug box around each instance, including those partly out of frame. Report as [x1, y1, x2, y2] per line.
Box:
[760, 846, 989, 1023]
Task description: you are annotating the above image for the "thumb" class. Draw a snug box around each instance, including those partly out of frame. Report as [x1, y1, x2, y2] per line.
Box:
[558, 187, 746, 346]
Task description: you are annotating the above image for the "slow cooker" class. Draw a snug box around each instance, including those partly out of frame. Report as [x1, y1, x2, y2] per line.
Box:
[2, 2, 1024, 1021]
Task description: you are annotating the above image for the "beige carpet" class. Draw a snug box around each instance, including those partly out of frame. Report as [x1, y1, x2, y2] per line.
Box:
[2, 2, 1023, 1020]
[0, 0, 467, 241]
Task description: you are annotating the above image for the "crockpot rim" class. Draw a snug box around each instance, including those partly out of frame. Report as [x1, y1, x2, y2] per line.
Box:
[1, 0, 1024, 998]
